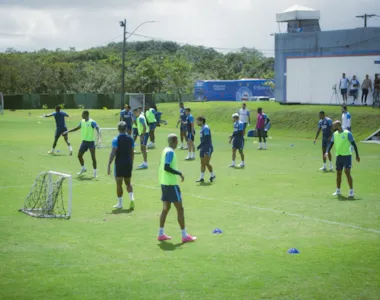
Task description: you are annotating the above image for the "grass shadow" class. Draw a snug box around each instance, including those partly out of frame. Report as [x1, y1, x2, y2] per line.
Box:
[196, 182, 213, 187]
[157, 241, 184, 251]
[337, 195, 363, 201]
[111, 208, 133, 214]
[75, 176, 96, 181]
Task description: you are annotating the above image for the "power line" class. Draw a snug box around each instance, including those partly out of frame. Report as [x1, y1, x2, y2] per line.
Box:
[356, 14, 379, 28]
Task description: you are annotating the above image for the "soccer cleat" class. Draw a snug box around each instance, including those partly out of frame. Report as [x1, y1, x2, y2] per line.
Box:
[158, 234, 172, 241]
[329, 167, 334, 172]
[48, 150, 54, 155]
[348, 191, 355, 198]
[196, 178, 205, 183]
[210, 175, 216, 183]
[69, 151, 73, 156]
[238, 163, 245, 168]
[319, 167, 327, 171]
[113, 204, 123, 209]
[137, 164, 148, 170]
[229, 164, 235, 168]
[129, 201, 135, 210]
[185, 156, 191, 160]
[77, 168, 87, 176]
[182, 235, 197, 243]
[332, 191, 341, 196]
[183, 146, 188, 150]
[258, 147, 263, 150]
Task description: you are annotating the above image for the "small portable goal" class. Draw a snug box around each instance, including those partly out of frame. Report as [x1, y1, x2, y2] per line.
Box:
[19, 171, 72, 219]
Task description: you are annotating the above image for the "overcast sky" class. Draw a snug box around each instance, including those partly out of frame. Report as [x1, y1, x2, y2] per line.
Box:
[0, 0, 379, 55]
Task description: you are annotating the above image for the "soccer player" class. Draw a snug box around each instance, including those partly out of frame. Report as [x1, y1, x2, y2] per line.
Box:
[183, 108, 196, 160]
[196, 116, 215, 183]
[63, 110, 100, 177]
[256, 108, 270, 150]
[325, 121, 360, 198]
[342, 106, 351, 131]
[239, 102, 251, 135]
[43, 105, 73, 155]
[229, 113, 245, 168]
[120, 104, 133, 135]
[107, 121, 135, 210]
[177, 102, 188, 149]
[314, 111, 333, 171]
[133, 108, 148, 169]
[158, 133, 196, 243]
[145, 103, 157, 149]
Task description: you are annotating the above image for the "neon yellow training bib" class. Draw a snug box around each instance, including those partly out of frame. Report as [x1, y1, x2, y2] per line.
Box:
[334, 130, 352, 156]
[159, 147, 178, 186]
[81, 119, 96, 142]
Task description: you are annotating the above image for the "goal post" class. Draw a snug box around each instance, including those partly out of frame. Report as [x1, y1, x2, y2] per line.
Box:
[96, 127, 118, 149]
[19, 171, 72, 219]
[0, 92, 4, 115]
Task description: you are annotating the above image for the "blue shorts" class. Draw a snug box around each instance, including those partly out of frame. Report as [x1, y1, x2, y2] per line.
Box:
[322, 138, 330, 149]
[180, 124, 187, 132]
[79, 141, 95, 153]
[161, 185, 182, 203]
[126, 124, 132, 132]
[132, 128, 138, 138]
[55, 127, 67, 139]
[187, 132, 195, 142]
[341, 88, 347, 96]
[149, 122, 157, 131]
[200, 147, 213, 158]
[232, 138, 244, 150]
[336, 155, 352, 171]
[140, 133, 149, 146]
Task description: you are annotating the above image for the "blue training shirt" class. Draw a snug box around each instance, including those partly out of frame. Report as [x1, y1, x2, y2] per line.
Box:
[120, 109, 133, 127]
[187, 114, 194, 133]
[318, 117, 333, 139]
[200, 124, 212, 148]
[112, 133, 134, 164]
[52, 111, 68, 128]
[165, 149, 174, 164]
[180, 108, 187, 122]
[233, 121, 244, 138]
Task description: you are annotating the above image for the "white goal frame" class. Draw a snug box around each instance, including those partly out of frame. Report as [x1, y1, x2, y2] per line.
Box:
[96, 128, 117, 149]
[20, 171, 72, 219]
[0, 92, 4, 115]
[126, 92, 145, 112]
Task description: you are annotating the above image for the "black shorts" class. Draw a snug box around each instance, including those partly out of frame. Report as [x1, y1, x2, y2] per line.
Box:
[322, 138, 330, 149]
[132, 128, 138, 138]
[200, 147, 213, 158]
[336, 155, 352, 171]
[79, 141, 95, 153]
[341, 88, 347, 96]
[187, 132, 195, 142]
[232, 138, 244, 150]
[114, 164, 132, 178]
[161, 185, 182, 203]
[55, 127, 67, 139]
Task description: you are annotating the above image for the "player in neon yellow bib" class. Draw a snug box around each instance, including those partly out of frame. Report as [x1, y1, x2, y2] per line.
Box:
[157, 134, 196, 243]
[325, 120, 360, 198]
[145, 103, 157, 149]
[64, 110, 100, 178]
[133, 107, 149, 169]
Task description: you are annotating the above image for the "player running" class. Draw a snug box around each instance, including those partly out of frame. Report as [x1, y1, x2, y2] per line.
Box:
[229, 113, 245, 168]
[120, 104, 133, 135]
[63, 110, 100, 178]
[196, 116, 215, 183]
[314, 111, 333, 171]
[145, 103, 157, 149]
[256, 108, 270, 150]
[107, 121, 135, 210]
[183, 108, 196, 160]
[158, 133, 196, 243]
[325, 121, 360, 198]
[133, 108, 149, 169]
[177, 102, 188, 149]
[43, 105, 73, 155]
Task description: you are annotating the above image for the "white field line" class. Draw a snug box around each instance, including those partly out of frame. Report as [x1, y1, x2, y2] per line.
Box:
[2, 182, 380, 235]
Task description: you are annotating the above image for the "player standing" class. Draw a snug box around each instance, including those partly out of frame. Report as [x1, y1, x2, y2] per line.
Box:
[229, 113, 245, 168]
[133, 108, 149, 169]
[342, 106, 351, 131]
[43, 105, 73, 155]
[63, 110, 100, 177]
[120, 105, 133, 135]
[177, 102, 188, 149]
[145, 103, 157, 149]
[158, 134, 196, 243]
[196, 116, 215, 183]
[107, 121, 135, 210]
[314, 111, 333, 171]
[325, 121, 360, 198]
[256, 108, 270, 150]
[183, 108, 196, 160]
[239, 102, 251, 135]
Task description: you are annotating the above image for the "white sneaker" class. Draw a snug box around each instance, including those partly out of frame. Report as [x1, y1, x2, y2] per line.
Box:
[332, 191, 341, 196]
[238, 163, 245, 168]
[77, 168, 87, 176]
[113, 204, 123, 209]
[229, 164, 235, 168]
[320, 167, 327, 171]
[330, 167, 334, 172]
[348, 191, 354, 198]
[185, 156, 191, 160]
[258, 147, 263, 150]
[93, 171, 97, 178]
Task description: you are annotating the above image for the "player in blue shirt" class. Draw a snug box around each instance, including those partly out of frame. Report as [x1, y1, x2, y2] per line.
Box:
[196, 116, 215, 183]
[107, 121, 135, 210]
[229, 113, 245, 168]
[43, 105, 73, 155]
[119, 104, 133, 135]
[176, 102, 188, 150]
[314, 111, 333, 171]
[182, 108, 196, 160]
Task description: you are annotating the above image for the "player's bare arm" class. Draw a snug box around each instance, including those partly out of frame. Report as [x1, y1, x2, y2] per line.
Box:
[107, 147, 117, 175]
[351, 141, 360, 162]
[314, 128, 321, 143]
[63, 125, 80, 135]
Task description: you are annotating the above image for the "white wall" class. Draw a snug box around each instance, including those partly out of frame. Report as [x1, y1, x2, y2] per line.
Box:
[286, 55, 379, 104]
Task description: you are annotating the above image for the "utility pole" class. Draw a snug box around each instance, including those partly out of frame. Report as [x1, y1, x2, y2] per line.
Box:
[119, 19, 127, 109]
[356, 14, 379, 28]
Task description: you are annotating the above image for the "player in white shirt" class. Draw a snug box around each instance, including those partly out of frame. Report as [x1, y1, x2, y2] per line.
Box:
[238, 103, 251, 135]
[341, 106, 351, 131]
[339, 73, 350, 104]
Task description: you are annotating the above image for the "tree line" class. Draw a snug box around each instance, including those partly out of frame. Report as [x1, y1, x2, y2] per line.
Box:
[0, 40, 274, 98]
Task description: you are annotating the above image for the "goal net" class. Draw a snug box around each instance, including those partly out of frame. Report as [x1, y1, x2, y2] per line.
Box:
[19, 171, 72, 219]
[127, 93, 145, 112]
[0, 92, 4, 115]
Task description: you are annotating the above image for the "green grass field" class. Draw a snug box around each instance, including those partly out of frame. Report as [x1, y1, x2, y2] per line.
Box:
[1, 103, 380, 300]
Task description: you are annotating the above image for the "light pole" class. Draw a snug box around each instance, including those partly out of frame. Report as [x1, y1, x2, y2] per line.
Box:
[119, 20, 156, 109]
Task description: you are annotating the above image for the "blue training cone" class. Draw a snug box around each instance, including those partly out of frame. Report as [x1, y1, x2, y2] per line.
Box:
[212, 228, 223, 234]
[288, 248, 300, 254]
